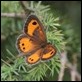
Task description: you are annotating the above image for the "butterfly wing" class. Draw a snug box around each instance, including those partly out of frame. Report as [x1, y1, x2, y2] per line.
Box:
[25, 43, 56, 64]
[23, 14, 47, 43]
[41, 44, 56, 60]
[25, 48, 43, 64]
[16, 34, 41, 56]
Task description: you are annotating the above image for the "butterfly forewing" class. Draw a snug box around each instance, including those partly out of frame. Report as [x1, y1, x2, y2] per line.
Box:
[24, 14, 47, 43]
[16, 34, 40, 55]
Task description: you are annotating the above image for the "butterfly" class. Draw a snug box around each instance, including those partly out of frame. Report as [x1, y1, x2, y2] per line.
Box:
[16, 14, 57, 65]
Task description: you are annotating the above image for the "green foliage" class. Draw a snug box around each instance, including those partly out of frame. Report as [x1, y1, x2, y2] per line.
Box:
[1, 1, 65, 81]
[1, 1, 22, 13]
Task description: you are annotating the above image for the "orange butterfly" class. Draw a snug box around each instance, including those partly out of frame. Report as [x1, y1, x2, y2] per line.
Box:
[16, 14, 56, 65]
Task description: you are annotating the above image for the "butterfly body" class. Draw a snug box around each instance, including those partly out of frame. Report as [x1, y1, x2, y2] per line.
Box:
[16, 14, 56, 65]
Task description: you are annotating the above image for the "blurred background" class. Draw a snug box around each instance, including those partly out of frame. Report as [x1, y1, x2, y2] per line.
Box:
[1, 1, 81, 81]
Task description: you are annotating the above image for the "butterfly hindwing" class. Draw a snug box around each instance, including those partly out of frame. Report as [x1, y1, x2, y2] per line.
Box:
[25, 48, 43, 64]
[41, 44, 56, 60]
[25, 43, 56, 64]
